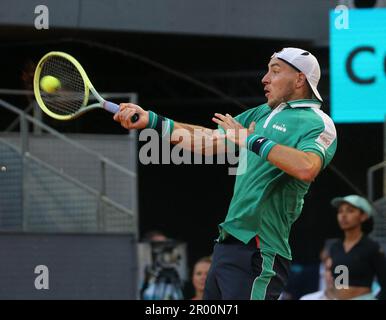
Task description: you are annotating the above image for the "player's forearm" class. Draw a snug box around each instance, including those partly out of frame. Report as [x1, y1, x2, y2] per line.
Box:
[172, 122, 208, 138]
[267, 144, 321, 182]
[115, 107, 224, 155]
[171, 122, 224, 155]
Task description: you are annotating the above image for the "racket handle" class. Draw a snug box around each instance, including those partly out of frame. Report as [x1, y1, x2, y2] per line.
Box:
[103, 101, 120, 113]
[103, 101, 139, 123]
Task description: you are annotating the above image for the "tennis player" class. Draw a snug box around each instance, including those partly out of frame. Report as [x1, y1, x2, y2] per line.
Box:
[114, 47, 337, 300]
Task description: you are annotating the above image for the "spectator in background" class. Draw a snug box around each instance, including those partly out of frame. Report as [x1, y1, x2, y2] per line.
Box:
[300, 255, 336, 300]
[317, 239, 337, 293]
[21, 60, 35, 104]
[279, 238, 338, 300]
[329, 195, 386, 300]
[191, 256, 212, 300]
[143, 230, 168, 242]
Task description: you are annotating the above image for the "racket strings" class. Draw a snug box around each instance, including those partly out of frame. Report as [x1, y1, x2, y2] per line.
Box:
[39, 56, 86, 115]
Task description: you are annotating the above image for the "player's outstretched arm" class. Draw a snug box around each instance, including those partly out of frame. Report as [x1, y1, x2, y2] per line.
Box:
[171, 122, 226, 155]
[113, 103, 226, 155]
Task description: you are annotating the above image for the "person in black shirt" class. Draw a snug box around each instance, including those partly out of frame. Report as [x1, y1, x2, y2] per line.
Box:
[329, 195, 386, 300]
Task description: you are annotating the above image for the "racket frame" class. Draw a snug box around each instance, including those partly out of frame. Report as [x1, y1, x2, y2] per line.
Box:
[34, 51, 114, 120]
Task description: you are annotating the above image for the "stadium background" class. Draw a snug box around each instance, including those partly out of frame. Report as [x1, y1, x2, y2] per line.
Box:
[0, 0, 384, 299]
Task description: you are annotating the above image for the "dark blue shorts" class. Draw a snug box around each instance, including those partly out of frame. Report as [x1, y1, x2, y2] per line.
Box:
[204, 235, 290, 300]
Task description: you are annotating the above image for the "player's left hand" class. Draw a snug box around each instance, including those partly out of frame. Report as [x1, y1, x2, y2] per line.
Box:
[212, 113, 256, 147]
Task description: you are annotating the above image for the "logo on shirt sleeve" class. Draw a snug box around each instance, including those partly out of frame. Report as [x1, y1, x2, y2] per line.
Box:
[317, 132, 334, 149]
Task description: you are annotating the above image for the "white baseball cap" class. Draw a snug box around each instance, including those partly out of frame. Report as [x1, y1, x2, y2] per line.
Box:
[271, 47, 323, 102]
[331, 195, 374, 217]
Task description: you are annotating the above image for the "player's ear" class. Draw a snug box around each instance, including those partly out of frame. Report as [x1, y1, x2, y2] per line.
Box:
[298, 72, 307, 88]
[296, 73, 307, 89]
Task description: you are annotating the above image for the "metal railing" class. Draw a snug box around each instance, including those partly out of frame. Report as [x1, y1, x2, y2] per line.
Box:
[0, 98, 138, 237]
[367, 160, 386, 202]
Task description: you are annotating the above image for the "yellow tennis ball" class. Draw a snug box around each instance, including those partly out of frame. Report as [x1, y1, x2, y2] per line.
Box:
[40, 75, 61, 93]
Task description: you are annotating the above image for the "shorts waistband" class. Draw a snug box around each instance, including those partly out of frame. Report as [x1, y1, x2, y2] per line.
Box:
[220, 234, 260, 249]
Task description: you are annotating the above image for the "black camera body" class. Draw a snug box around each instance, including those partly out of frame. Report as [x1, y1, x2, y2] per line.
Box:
[139, 240, 187, 300]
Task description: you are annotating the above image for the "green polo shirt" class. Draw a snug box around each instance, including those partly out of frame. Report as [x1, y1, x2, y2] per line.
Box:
[218, 99, 337, 260]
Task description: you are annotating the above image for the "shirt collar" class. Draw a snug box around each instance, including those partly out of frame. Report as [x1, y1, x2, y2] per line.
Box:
[284, 99, 322, 109]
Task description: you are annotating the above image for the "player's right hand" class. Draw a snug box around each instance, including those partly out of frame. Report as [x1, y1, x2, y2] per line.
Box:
[113, 103, 149, 130]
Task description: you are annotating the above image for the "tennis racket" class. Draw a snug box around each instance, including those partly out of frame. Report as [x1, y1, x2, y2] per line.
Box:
[33, 51, 139, 122]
